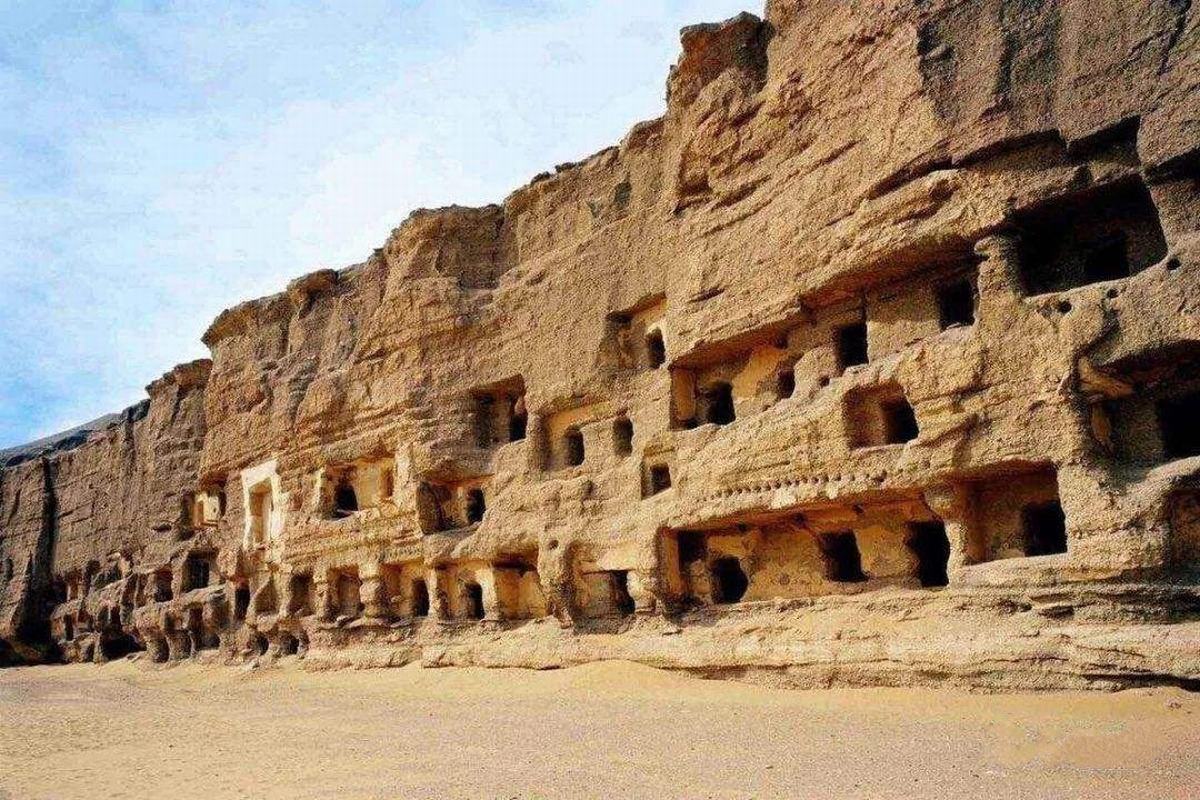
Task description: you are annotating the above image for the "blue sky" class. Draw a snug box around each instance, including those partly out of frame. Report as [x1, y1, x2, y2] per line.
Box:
[0, 0, 752, 448]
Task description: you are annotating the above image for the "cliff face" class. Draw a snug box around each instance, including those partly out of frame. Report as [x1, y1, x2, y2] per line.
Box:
[2, 0, 1199, 688]
[0, 363, 209, 664]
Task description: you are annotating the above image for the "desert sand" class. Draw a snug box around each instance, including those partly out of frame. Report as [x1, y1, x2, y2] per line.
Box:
[1, 659, 1197, 800]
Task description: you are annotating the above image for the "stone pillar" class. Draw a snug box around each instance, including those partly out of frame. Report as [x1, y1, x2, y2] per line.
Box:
[1147, 175, 1200, 247]
[479, 567, 502, 622]
[279, 573, 296, 619]
[359, 564, 388, 621]
[536, 540, 578, 627]
[974, 234, 1023, 318]
[627, 569, 658, 615]
[923, 483, 979, 583]
[314, 574, 335, 622]
[428, 568, 453, 622]
[1056, 463, 1168, 575]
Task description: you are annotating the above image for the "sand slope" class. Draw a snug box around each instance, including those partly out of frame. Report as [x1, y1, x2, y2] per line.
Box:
[1, 660, 1197, 799]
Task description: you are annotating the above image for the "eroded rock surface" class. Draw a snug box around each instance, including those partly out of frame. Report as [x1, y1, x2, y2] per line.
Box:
[2, 1, 1199, 689]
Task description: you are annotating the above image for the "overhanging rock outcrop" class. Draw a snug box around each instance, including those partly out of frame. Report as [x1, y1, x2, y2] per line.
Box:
[3, 0, 1200, 689]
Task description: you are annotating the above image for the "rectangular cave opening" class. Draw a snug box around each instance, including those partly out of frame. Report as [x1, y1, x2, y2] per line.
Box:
[817, 531, 866, 583]
[153, 568, 173, 602]
[465, 487, 486, 524]
[1014, 178, 1168, 295]
[1158, 391, 1200, 460]
[936, 277, 976, 329]
[643, 462, 673, 498]
[332, 569, 362, 619]
[846, 383, 918, 449]
[906, 521, 950, 587]
[183, 553, 214, 592]
[288, 573, 313, 617]
[1101, 345, 1200, 465]
[710, 556, 749, 604]
[493, 558, 547, 620]
[411, 579, 430, 617]
[701, 381, 736, 426]
[564, 427, 585, 467]
[332, 473, 359, 517]
[883, 398, 920, 445]
[462, 581, 485, 620]
[472, 378, 527, 447]
[1022, 501, 1068, 556]
[417, 477, 492, 532]
[836, 322, 869, 372]
[577, 569, 635, 618]
[968, 468, 1065, 563]
[613, 416, 634, 457]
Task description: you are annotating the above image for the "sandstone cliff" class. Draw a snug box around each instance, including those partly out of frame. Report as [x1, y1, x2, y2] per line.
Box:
[2, 0, 1198, 689]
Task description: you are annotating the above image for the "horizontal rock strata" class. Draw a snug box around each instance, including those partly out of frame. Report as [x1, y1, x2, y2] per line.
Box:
[3, 0, 1199, 689]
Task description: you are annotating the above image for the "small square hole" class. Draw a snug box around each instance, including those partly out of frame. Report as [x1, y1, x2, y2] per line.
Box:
[936, 279, 976, 329]
[645, 464, 672, 497]
[882, 399, 919, 444]
[836, 323, 869, 371]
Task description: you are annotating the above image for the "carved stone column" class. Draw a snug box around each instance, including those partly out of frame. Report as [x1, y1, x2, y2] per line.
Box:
[359, 563, 388, 621]
[478, 567, 502, 622]
[428, 568, 453, 622]
[628, 569, 658, 615]
[314, 574, 334, 622]
[923, 483, 979, 583]
[974, 234, 1023, 322]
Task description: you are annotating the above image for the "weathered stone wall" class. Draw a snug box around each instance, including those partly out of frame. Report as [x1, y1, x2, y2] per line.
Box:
[2, 0, 1198, 688]
[0, 362, 209, 664]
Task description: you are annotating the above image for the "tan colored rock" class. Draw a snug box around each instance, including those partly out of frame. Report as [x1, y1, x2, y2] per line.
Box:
[2, 0, 1199, 688]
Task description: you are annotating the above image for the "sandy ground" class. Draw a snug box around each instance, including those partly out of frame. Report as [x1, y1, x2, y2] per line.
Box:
[0, 659, 1198, 800]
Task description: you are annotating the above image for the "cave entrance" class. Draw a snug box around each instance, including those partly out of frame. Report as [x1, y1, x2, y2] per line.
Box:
[817, 531, 866, 582]
[462, 582, 485, 620]
[1015, 178, 1167, 294]
[564, 427, 585, 467]
[882, 398, 919, 445]
[613, 417, 634, 457]
[411, 579, 430, 618]
[711, 557, 749, 604]
[646, 329, 666, 369]
[1159, 391, 1200, 460]
[234, 583, 250, 622]
[702, 382, 736, 426]
[836, 322, 869, 371]
[1022, 501, 1068, 556]
[465, 488, 486, 524]
[937, 278, 976, 329]
[333, 481, 359, 517]
[907, 521, 950, 587]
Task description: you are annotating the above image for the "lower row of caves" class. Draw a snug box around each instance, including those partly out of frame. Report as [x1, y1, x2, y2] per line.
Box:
[43, 461, 1200, 665]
